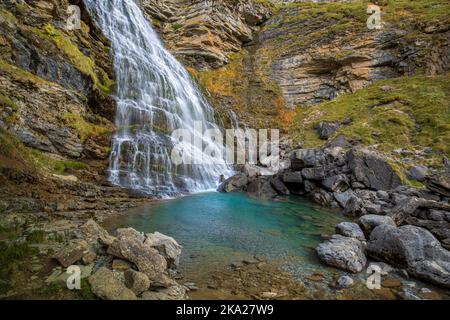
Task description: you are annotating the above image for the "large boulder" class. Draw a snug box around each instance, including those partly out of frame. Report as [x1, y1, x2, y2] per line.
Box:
[282, 171, 303, 184]
[55, 239, 89, 268]
[89, 267, 137, 300]
[359, 215, 396, 237]
[270, 177, 290, 195]
[316, 121, 340, 140]
[367, 225, 450, 288]
[335, 222, 365, 241]
[388, 197, 422, 225]
[406, 166, 428, 182]
[322, 174, 349, 193]
[246, 177, 278, 199]
[425, 173, 450, 197]
[145, 232, 182, 269]
[77, 219, 115, 246]
[316, 235, 367, 273]
[290, 148, 325, 170]
[343, 195, 365, 217]
[218, 173, 248, 193]
[124, 269, 151, 296]
[333, 190, 355, 208]
[301, 167, 326, 180]
[347, 148, 401, 191]
[107, 228, 169, 284]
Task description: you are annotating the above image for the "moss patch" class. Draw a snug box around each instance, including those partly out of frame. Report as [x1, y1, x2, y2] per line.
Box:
[290, 74, 450, 160]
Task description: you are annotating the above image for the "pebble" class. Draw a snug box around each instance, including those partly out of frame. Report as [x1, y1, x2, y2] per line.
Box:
[336, 275, 354, 289]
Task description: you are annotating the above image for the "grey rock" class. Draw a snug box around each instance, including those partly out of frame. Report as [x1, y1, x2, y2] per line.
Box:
[367, 225, 450, 288]
[322, 174, 349, 193]
[425, 173, 450, 197]
[376, 190, 390, 201]
[316, 235, 367, 273]
[312, 189, 334, 207]
[344, 195, 365, 217]
[333, 190, 355, 208]
[316, 122, 340, 140]
[270, 177, 290, 195]
[335, 222, 365, 241]
[282, 171, 303, 184]
[218, 173, 248, 193]
[302, 167, 326, 180]
[336, 275, 354, 289]
[291, 149, 326, 170]
[407, 166, 428, 182]
[388, 197, 422, 225]
[359, 215, 396, 237]
[247, 178, 278, 199]
[366, 204, 382, 215]
[89, 267, 137, 300]
[304, 180, 316, 193]
[145, 232, 183, 269]
[348, 148, 401, 191]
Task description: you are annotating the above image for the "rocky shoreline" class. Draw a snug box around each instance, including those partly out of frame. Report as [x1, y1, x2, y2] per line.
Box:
[219, 142, 450, 290]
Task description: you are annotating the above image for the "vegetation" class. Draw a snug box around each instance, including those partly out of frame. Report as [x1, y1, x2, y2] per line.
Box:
[290, 74, 450, 159]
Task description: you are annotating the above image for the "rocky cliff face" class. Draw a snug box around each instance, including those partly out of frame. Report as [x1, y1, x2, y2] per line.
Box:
[0, 0, 116, 163]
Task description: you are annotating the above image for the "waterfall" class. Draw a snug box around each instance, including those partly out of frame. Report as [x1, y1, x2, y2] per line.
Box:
[84, 0, 232, 195]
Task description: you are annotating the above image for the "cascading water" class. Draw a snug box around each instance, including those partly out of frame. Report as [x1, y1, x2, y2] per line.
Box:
[85, 0, 232, 195]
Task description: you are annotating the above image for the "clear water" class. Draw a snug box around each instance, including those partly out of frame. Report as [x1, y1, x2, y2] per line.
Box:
[106, 192, 346, 279]
[84, 0, 232, 196]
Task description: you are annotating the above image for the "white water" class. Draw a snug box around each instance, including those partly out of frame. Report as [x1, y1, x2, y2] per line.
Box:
[85, 0, 232, 195]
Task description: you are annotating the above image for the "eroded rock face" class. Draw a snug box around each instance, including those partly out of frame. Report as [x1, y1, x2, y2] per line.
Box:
[142, 0, 270, 69]
[367, 225, 450, 288]
[316, 235, 367, 273]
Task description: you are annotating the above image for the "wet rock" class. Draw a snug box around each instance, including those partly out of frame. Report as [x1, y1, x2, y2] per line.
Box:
[124, 269, 151, 296]
[367, 225, 450, 288]
[335, 222, 365, 241]
[55, 239, 89, 268]
[218, 173, 248, 193]
[348, 148, 401, 191]
[89, 267, 137, 300]
[359, 215, 396, 237]
[316, 235, 367, 273]
[270, 177, 290, 195]
[247, 178, 278, 199]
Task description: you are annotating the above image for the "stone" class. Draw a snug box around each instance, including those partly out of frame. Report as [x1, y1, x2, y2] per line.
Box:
[333, 190, 355, 208]
[282, 171, 303, 184]
[335, 222, 365, 241]
[218, 173, 248, 193]
[425, 173, 450, 197]
[336, 275, 354, 289]
[316, 122, 340, 140]
[388, 197, 422, 225]
[108, 228, 169, 284]
[77, 219, 115, 247]
[316, 235, 367, 273]
[82, 251, 97, 265]
[55, 239, 89, 268]
[145, 232, 183, 269]
[89, 267, 137, 300]
[304, 180, 316, 193]
[322, 174, 349, 193]
[124, 269, 151, 296]
[260, 292, 278, 299]
[366, 204, 382, 215]
[347, 148, 401, 191]
[302, 167, 326, 180]
[246, 178, 278, 199]
[141, 285, 188, 300]
[359, 215, 396, 237]
[312, 189, 334, 207]
[291, 149, 325, 170]
[344, 195, 365, 217]
[367, 224, 450, 288]
[270, 177, 290, 195]
[407, 166, 428, 182]
[112, 259, 133, 270]
[376, 190, 390, 201]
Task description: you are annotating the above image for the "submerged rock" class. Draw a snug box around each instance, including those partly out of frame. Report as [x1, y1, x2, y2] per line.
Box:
[316, 235, 367, 273]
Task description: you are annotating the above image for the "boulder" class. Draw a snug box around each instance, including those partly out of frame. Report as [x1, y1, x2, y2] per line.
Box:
[108, 228, 169, 284]
[316, 235, 367, 273]
[302, 167, 326, 180]
[367, 225, 450, 288]
[347, 148, 401, 191]
[344, 195, 365, 217]
[218, 173, 248, 193]
[291, 149, 325, 170]
[333, 190, 355, 208]
[388, 197, 422, 225]
[425, 173, 450, 197]
[316, 121, 340, 140]
[270, 177, 290, 195]
[145, 232, 182, 269]
[336, 275, 354, 289]
[322, 174, 349, 192]
[335, 222, 365, 241]
[124, 269, 151, 296]
[55, 239, 89, 268]
[407, 166, 428, 182]
[312, 189, 334, 207]
[89, 267, 137, 300]
[77, 219, 115, 246]
[247, 178, 278, 199]
[359, 215, 396, 237]
[282, 171, 303, 184]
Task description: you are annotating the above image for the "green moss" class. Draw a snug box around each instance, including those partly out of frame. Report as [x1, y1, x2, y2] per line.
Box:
[26, 230, 46, 244]
[290, 74, 450, 160]
[31, 149, 87, 176]
[0, 60, 51, 85]
[62, 112, 110, 142]
[0, 241, 33, 294]
[171, 23, 184, 31]
[79, 278, 96, 300]
[0, 93, 17, 110]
